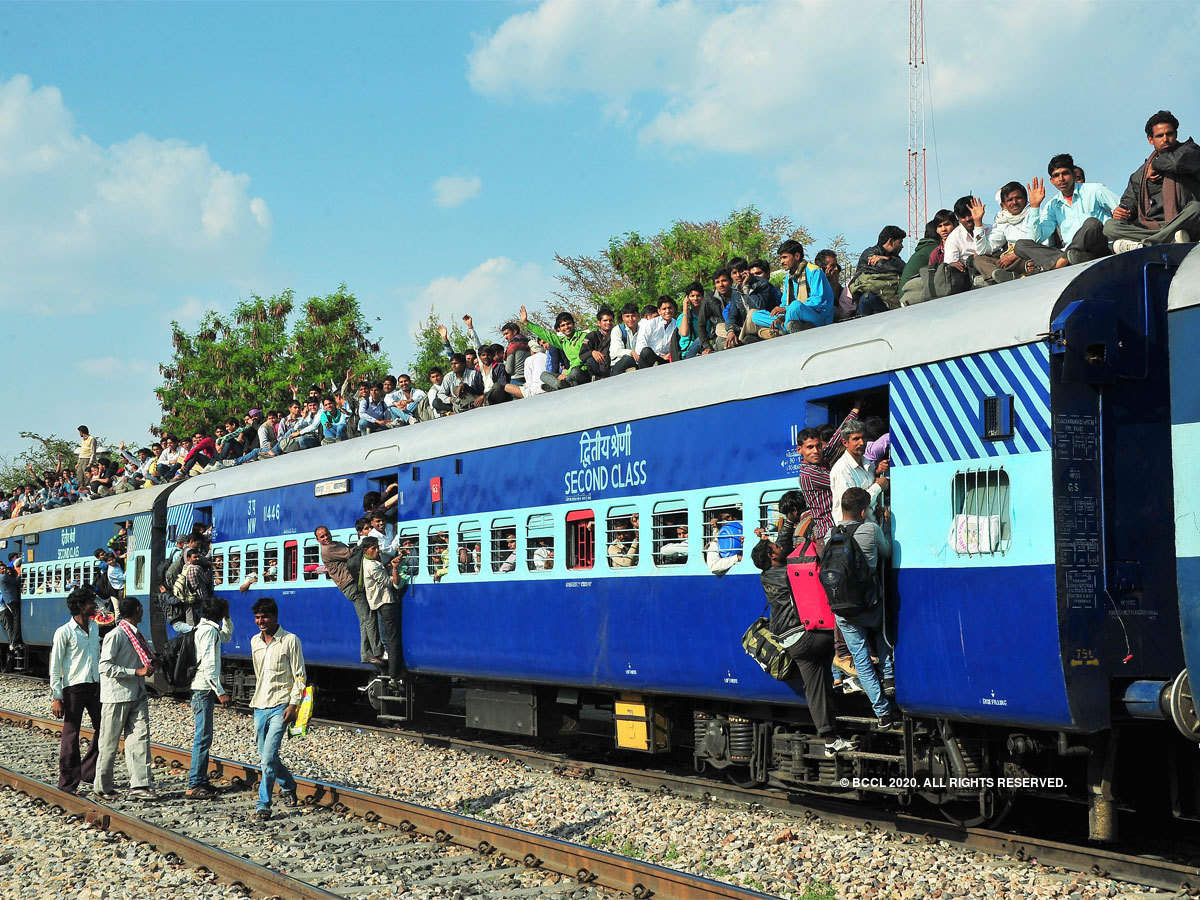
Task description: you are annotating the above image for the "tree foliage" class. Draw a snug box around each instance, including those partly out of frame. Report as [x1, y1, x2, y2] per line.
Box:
[407, 206, 843, 385]
[156, 285, 389, 438]
[532, 206, 828, 323]
[406, 307, 473, 390]
[0, 431, 118, 493]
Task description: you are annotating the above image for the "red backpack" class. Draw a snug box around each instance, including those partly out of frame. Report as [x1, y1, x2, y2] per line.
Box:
[786, 540, 835, 631]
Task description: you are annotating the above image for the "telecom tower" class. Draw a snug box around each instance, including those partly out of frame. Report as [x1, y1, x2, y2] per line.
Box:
[906, 0, 927, 251]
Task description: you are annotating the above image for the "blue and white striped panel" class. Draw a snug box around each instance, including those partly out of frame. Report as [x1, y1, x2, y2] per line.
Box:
[167, 503, 194, 540]
[131, 513, 153, 555]
[891, 342, 1051, 466]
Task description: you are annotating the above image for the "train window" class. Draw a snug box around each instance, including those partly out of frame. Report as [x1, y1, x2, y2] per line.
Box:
[72, 563, 81, 588]
[652, 500, 689, 567]
[526, 513, 555, 572]
[245, 546, 260, 582]
[606, 505, 639, 569]
[427, 527, 449, 579]
[55, 564, 65, 593]
[950, 468, 1011, 556]
[759, 489, 788, 538]
[704, 496, 744, 574]
[134, 556, 147, 592]
[490, 518, 517, 574]
[212, 550, 225, 587]
[263, 544, 279, 582]
[394, 527, 419, 578]
[35, 567, 45, 594]
[82, 562, 93, 588]
[283, 541, 298, 582]
[457, 521, 481, 574]
[228, 548, 242, 583]
[302, 540, 321, 581]
[566, 510, 594, 570]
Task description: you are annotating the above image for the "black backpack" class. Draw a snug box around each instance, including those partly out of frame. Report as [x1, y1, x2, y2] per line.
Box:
[818, 523, 875, 618]
[158, 630, 198, 690]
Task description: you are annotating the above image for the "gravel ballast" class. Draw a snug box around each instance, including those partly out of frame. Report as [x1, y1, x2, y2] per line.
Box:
[0, 675, 1172, 899]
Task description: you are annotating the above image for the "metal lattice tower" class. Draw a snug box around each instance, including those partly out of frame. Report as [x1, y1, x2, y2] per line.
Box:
[906, 0, 927, 251]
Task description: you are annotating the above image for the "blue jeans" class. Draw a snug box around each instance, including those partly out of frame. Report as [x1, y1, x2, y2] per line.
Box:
[836, 607, 893, 718]
[856, 291, 889, 317]
[254, 704, 296, 810]
[189, 690, 216, 788]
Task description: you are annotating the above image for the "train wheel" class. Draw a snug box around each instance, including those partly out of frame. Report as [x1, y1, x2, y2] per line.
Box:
[725, 766, 763, 789]
[934, 789, 1014, 829]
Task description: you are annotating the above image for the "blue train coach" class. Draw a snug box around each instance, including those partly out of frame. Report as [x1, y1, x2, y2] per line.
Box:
[6, 245, 1200, 837]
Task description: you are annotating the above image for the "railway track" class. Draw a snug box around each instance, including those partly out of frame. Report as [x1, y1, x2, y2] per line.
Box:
[306, 716, 1200, 895]
[6, 671, 1199, 895]
[0, 707, 770, 899]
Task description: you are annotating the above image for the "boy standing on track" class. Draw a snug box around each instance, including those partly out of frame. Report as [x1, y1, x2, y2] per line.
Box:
[95, 597, 157, 801]
[49, 586, 102, 793]
[249, 597, 305, 820]
[187, 595, 231, 800]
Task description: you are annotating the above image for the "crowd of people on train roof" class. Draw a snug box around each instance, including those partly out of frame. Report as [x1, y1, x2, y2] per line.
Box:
[3, 110, 1196, 522]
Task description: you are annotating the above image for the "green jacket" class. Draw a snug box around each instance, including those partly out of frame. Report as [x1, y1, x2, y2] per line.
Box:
[900, 236, 939, 286]
[525, 321, 589, 370]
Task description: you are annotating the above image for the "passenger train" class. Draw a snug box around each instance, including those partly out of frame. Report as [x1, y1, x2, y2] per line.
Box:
[5, 244, 1200, 839]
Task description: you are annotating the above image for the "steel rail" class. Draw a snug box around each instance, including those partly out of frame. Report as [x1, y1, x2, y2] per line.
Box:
[0, 707, 771, 900]
[0, 762, 340, 899]
[7, 690, 1199, 893]
[314, 716, 1200, 894]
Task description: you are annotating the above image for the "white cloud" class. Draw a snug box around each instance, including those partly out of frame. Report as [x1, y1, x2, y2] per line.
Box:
[398, 257, 557, 349]
[432, 174, 482, 208]
[0, 74, 272, 314]
[466, 0, 1197, 249]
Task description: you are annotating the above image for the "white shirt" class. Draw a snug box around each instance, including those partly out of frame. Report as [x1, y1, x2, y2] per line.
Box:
[250, 626, 306, 709]
[50, 618, 100, 699]
[387, 388, 426, 412]
[635, 316, 677, 358]
[523, 352, 547, 396]
[190, 617, 228, 694]
[99, 622, 149, 704]
[705, 539, 739, 574]
[828, 452, 883, 538]
[610, 323, 639, 361]
[533, 546, 553, 570]
[362, 556, 396, 611]
[945, 223, 983, 265]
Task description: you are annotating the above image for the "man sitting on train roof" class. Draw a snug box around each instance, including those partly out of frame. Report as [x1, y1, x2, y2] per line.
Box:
[754, 240, 832, 333]
[969, 182, 1042, 284]
[519, 305, 599, 393]
[1016, 153, 1120, 272]
[850, 225, 906, 315]
[1105, 110, 1200, 252]
[634, 297, 678, 368]
[723, 260, 780, 346]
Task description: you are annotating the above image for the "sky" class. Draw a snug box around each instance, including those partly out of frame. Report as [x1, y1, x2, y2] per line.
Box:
[2, 0, 1198, 459]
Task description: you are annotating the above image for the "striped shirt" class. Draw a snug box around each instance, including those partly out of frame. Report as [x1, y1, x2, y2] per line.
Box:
[250, 626, 306, 709]
[797, 411, 856, 542]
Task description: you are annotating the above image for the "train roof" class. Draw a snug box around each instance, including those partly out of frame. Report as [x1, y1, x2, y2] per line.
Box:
[0, 482, 172, 540]
[168, 259, 1096, 504]
[1168, 245, 1200, 311]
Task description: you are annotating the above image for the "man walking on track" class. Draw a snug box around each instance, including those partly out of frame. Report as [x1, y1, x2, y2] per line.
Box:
[95, 597, 158, 800]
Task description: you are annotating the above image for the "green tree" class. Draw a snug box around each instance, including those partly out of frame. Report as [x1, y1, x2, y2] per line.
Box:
[156, 285, 388, 438]
[0, 431, 125, 493]
[521, 206, 824, 327]
[406, 307, 471, 391]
